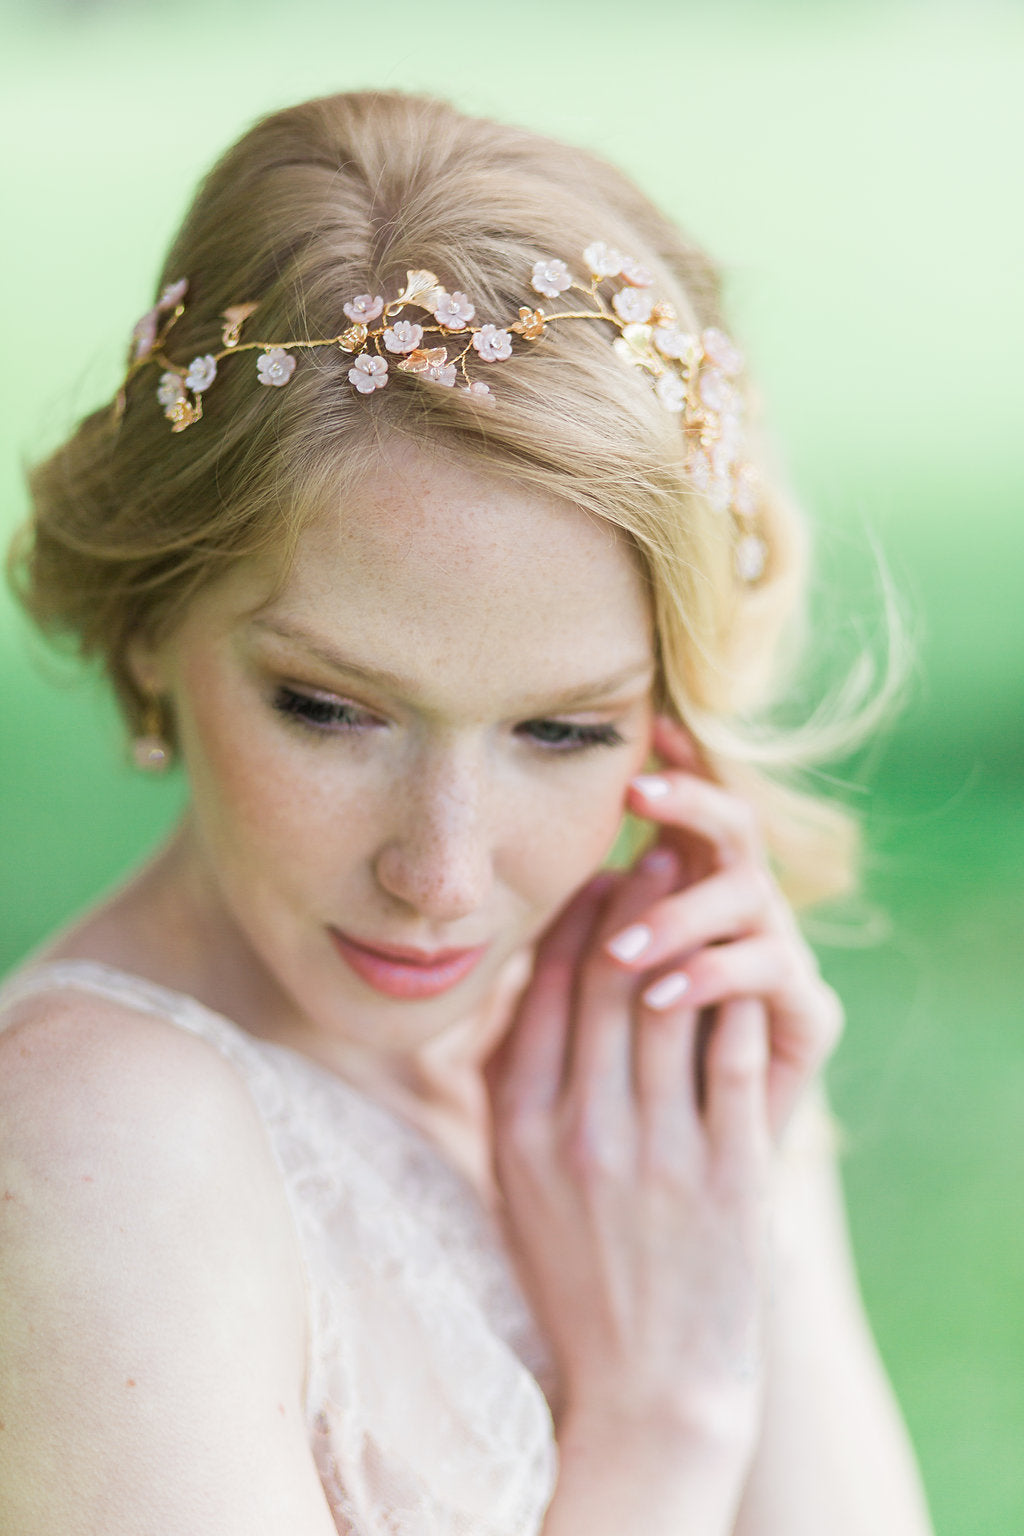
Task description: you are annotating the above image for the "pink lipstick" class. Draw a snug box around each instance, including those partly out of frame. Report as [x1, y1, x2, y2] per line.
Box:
[328, 929, 486, 999]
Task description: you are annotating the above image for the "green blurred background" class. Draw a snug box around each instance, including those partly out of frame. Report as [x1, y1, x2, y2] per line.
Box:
[1, 0, 1021, 1528]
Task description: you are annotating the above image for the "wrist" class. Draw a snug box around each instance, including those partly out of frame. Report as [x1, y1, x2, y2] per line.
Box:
[544, 1403, 756, 1536]
[558, 1376, 762, 1462]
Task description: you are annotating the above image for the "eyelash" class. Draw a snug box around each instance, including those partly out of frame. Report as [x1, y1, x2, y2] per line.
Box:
[271, 687, 626, 754]
[515, 719, 625, 753]
[272, 687, 372, 732]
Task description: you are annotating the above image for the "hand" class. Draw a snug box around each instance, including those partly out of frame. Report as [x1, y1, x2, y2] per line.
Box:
[486, 855, 773, 1471]
[610, 715, 844, 1140]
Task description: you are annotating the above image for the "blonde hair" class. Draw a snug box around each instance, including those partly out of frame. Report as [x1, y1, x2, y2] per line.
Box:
[9, 90, 886, 906]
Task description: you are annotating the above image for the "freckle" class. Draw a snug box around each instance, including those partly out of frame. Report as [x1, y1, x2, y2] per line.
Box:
[126, 1379, 136, 1388]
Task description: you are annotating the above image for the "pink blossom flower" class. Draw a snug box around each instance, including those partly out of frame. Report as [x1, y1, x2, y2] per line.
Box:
[425, 360, 457, 386]
[257, 348, 297, 387]
[653, 326, 696, 360]
[462, 381, 494, 404]
[698, 366, 732, 414]
[654, 373, 686, 412]
[132, 310, 159, 361]
[471, 325, 513, 362]
[157, 372, 186, 409]
[688, 449, 712, 492]
[583, 241, 624, 278]
[530, 259, 572, 298]
[620, 257, 654, 288]
[348, 353, 389, 393]
[433, 291, 476, 329]
[717, 405, 744, 456]
[701, 327, 743, 376]
[612, 289, 654, 324]
[157, 278, 188, 312]
[383, 320, 424, 354]
[343, 294, 384, 323]
[184, 354, 217, 391]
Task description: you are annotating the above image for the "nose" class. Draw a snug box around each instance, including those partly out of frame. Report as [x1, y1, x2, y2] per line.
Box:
[372, 750, 495, 924]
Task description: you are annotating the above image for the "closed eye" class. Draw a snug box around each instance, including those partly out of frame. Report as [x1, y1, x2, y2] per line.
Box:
[517, 719, 626, 753]
[272, 686, 378, 733]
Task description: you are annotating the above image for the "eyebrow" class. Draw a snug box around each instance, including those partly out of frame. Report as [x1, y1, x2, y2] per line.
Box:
[249, 617, 654, 710]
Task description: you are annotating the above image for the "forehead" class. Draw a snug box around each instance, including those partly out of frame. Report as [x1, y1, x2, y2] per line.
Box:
[206, 437, 655, 705]
[302, 437, 644, 609]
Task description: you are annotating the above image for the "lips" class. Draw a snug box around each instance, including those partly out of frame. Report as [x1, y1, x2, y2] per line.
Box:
[328, 928, 487, 1000]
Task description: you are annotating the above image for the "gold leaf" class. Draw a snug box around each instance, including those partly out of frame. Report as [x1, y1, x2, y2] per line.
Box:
[613, 323, 659, 373]
[338, 323, 369, 352]
[395, 269, 443, 309]
[510, 307, 546, 340]
[221, 302, 259, 348]
[169, 398, 202, 433]
[397, 347, 449, 374]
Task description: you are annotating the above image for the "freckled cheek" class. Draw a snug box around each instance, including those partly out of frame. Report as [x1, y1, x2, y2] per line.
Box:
[175, 677, 369, 880]
[500, 763, 638, 914]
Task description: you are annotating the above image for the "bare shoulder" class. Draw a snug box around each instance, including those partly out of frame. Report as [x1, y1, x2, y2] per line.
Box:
[0, 983, 278, 1170]
[0, 988, 335, 1535]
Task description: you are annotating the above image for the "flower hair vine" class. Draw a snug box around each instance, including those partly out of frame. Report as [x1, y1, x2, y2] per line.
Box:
[117, 244, 767, 584]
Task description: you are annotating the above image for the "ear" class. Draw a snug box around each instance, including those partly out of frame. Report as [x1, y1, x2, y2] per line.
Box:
[124, 632, 168, 698]
[650, 713, 707, 776]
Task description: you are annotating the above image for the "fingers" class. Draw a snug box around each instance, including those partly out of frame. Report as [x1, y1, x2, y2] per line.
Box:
[565, 847, 684, 1107]
[605, 866, 778, 976]
[703, 998, 771, 1173]
[487, 873, 613, 1118]
[765, 981, 844, 1139]
[628, 770, 763, 868]
[633, 1000, 702, 1169]
[635, 936, 842, 1144]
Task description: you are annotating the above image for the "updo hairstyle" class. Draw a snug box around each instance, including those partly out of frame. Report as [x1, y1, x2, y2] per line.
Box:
[10, 90, 868, 905]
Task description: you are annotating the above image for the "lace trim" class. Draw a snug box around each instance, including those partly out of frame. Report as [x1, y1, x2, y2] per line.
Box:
[0, 960, 558, 1536]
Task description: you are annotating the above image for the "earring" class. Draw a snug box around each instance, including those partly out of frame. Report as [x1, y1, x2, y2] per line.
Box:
[131, 697, 172, 772]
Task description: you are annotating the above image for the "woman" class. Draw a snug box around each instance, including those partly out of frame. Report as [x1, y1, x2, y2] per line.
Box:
[0, 91, 933, 1534]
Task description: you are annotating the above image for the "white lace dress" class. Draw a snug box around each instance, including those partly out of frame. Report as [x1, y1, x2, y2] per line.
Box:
[0, 961, 558, 1536]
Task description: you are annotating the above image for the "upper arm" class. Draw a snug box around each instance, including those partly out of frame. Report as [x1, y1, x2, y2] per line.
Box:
[0, 994, 338, 1536]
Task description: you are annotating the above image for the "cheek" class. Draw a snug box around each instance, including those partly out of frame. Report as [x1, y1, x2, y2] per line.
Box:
[173, 663, 367, 881]
[500, 742, 651, 911]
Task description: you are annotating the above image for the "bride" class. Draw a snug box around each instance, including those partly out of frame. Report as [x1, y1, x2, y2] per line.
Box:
[0, 90, 933, 1534]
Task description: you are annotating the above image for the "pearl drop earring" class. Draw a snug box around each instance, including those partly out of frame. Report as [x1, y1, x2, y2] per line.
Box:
[131, 698, 172, 772]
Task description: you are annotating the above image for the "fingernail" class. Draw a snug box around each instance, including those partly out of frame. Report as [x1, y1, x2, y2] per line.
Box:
[606, 923, 652, 963]
[631, 774, 670, 800]
[642, 972, 691, 1010]
[638, 846, 675, 876]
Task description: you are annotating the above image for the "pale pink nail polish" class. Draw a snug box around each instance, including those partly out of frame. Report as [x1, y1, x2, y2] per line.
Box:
[638, 846, 675, 875]
[631, 774, 670, 800]
[642, 972, 690, 1011]
[606, 923, 652, 963]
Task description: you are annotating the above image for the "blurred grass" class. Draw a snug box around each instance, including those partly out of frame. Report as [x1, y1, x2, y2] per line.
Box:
[1, 2, 1021, 1530]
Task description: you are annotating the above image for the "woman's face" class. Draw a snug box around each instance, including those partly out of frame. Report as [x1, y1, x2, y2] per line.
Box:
[143, 436, 656, 1055]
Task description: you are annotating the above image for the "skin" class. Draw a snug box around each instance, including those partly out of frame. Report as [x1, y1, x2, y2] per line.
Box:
[112, 435, 656, 1160]
[4, 435, 934, 1534]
